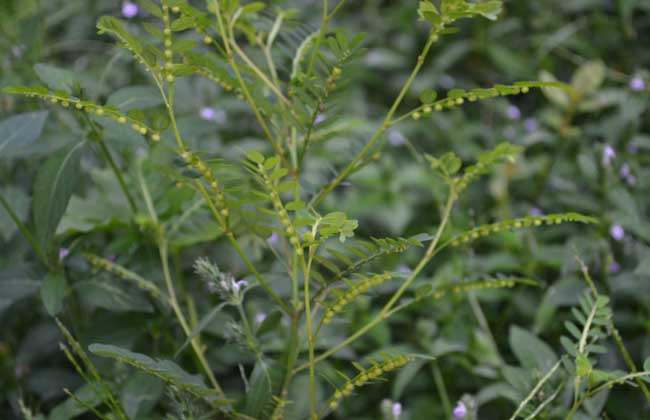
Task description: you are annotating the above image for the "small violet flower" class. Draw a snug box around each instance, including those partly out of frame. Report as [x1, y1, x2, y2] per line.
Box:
[59, 248, 70, 261]
[200, 107, 216, 121]
[524, 118, 539, 133]
[528, 207, 545, 217]
[610, 224, 625, 241]
[267, 232, 280, 246]
[199, 107, 227, 124]
[506, 104, 521, 120]
[609, 261, 621, 274]
[388, 129, 407, 146]
[602, 145, 616, 167]
[255, 312, 267, 324]
[629, 76, 645, 92]
[232, 279, 248, 293]
[620, 163, 631, 179]
[314, 113, 327, 125]
[453, 402, 467, 419]
[122, 2, 139, 19]
[391, 402, 402, 418]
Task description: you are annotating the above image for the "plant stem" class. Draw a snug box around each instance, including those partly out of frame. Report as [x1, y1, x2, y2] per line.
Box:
[96, 140, 137, 213]
[508, 361, 561, 420]
[213, 3, 288, 166]
[431, 361, 452, 419]
[301, 253, 317, 419]
[136, 159, 225, 399]
[306, 0, 329, 77]
[310, 30, 439, 207]
[296, 189, 455, 372]
[0, 191, 49, 266]
[194, 182, 292, 315]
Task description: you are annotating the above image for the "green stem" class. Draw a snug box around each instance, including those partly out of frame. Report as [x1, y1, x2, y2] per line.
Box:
[310, 30, 439, 207]
[431, 361, 452, 420]
[301, 253, 316, 419]
[296, 189, 455, 372]
[137, 159, 225, 399]
[306, 0, 329, 77]
[96, 140, 137, 213]
[0, 191, 49, 266]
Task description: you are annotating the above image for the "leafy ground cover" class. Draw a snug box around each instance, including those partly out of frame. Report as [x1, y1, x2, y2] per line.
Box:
[1, 1, 649, 419]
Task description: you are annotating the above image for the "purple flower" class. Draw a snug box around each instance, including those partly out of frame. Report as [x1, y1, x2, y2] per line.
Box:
[388, 129, 407, 146]
[609, 261, 621, 274]
[610, 224, 625, 241]
[620, 164, 631, 179]
[232, 279, 248, 292]
[200, 107, 216, 121]
[453, 402, 467, 419]
[396, 265, 412, 275]
[267, 232, 280, 246]
[255, 312, 267, 324]
[391, 402, 402, 418]
[602, 145, 616, 167]
[524, 118, 539, 133]
[121, 2, 139, 19]
[626, 174, 637, 186]
[314, 113, 327, 125]
[59, 248, 70, 261]
[630, 76, 645, 92]
[200, 107, 227, 124]
[528, 207, 545, 217]
[506, 105, 521, 120]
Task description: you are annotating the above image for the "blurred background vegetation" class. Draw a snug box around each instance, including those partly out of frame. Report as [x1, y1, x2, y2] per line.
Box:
[1, 0, 649, 419]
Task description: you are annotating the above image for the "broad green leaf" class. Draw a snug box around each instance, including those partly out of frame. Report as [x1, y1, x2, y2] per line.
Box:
[540, 70, 570, 108]
[242, 2, 265, 13]
[509, 326, 557, 372]
[0, 275, 40, 313]
[75, 281, 153, 313]
[419, 89, 438, 104]
[48, 382, 106, 420]
[106, 86, 163, 111]
[244, 361, 275, 417]
[89, 344, 221, 403]
[571, 60, 606, 95]
[34, 63, 76, 94]
[246, 150, 265, 164]
[475, 1, 502, 20]
[33, 142, 85, 249]
[41, 273, 66, 316]
[138, 0, 163, 17]
[0, 111, 49, 159]
[121, 372, 164, 419]
[0, 186, 30, 241]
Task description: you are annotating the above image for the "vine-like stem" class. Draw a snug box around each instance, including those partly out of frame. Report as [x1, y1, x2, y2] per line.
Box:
[309, 30, 439, 207]
[431, 361, 452, 420]
[193, 182, 292, 316]
[508, 361, 561, 420]
[296, 188, 456, 372]
[212, 3, 288, 166]
[96, 140, 137, 213]
[136, 159, 225, 399]
[0, 191, 49, 266]
[301, 252, 317, 418]
[306, 0, 329, 77]
[575, 256, 650, 401]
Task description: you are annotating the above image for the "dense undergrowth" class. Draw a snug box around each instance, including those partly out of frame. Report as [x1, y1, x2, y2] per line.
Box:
[1, 1, 649, 419]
